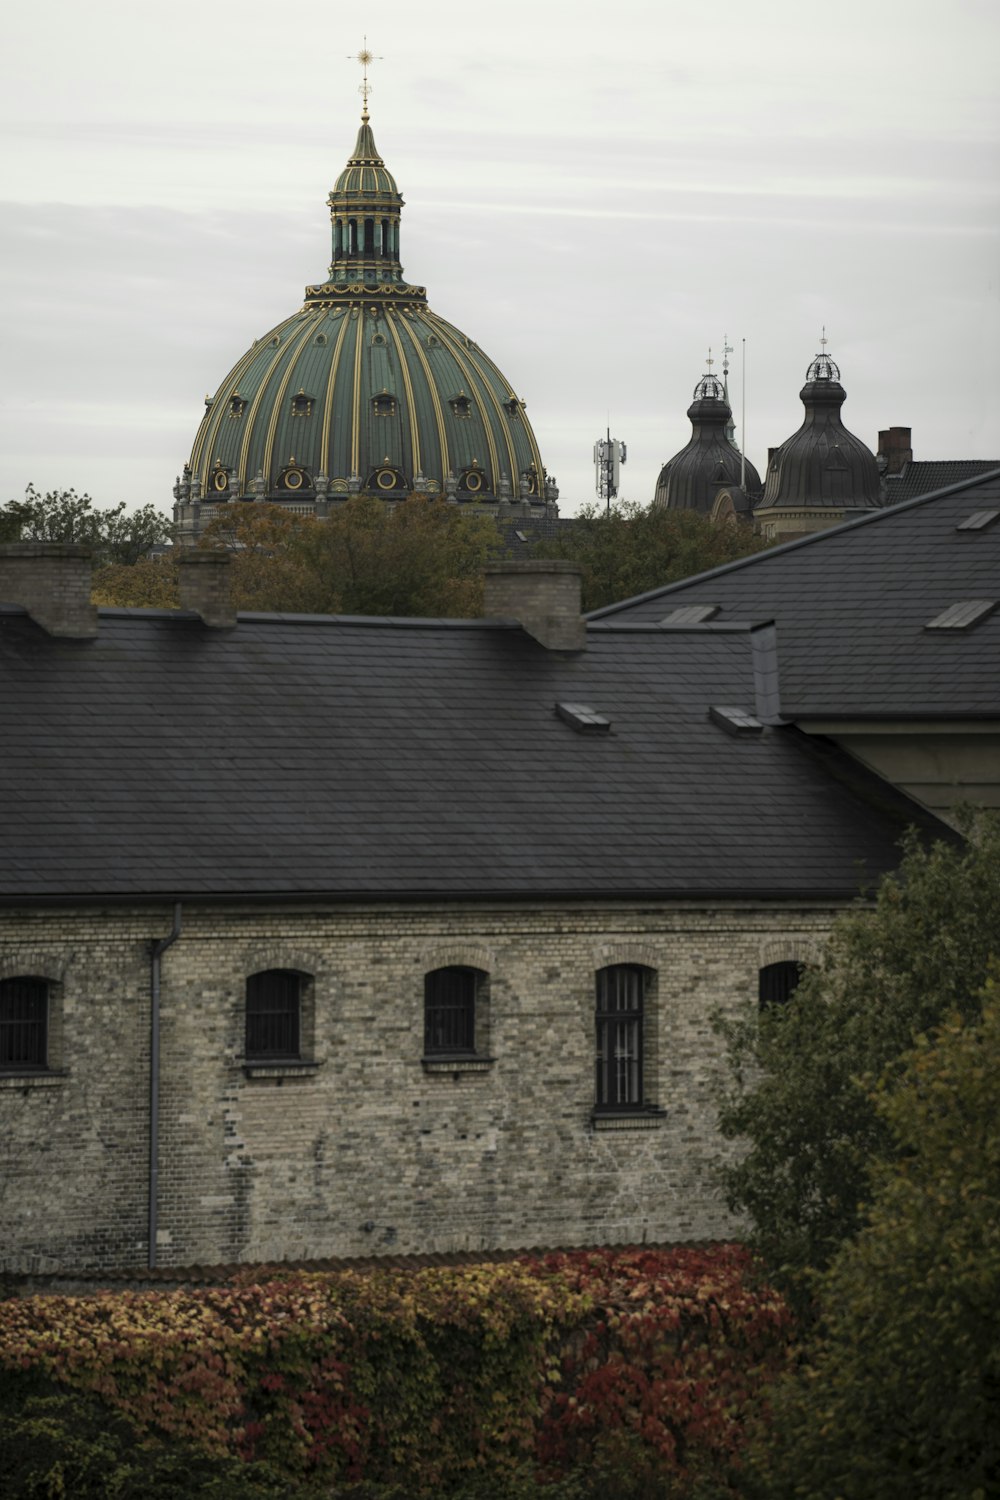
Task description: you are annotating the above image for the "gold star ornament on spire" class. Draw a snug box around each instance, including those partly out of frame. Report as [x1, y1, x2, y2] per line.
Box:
[349, 37, 383, 117]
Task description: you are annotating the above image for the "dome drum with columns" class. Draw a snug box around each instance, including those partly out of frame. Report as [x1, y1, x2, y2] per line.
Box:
[174, 106, 557, 540]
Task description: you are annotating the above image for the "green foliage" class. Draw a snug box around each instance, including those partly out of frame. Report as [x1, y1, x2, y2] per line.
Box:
[304, 493, 501, 616]
[0, 1376, 289, 1498]
[746, 989, 1000, 1498]
[0, 485, 171, 566]
[0, 1249, 793, 1499]
[197, 495, 500, 617]
[91, 555, 181, 609]
[716, 817, 1000, 1299]
[529, 502, 769, 612]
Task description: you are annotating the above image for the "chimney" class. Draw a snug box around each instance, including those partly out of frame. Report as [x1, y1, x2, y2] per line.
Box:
[0, 542, 97, 638]
[483, 559, 585, 651]
[877, 426, 913, 476]
[177, 551, 236, 628]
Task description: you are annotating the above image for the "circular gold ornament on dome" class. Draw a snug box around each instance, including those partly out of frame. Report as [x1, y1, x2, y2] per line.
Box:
[213, 471, 229, 492]
[376, 469, 397, 491]
[285, 469, 304, 490]
[465, 472, 482, 492]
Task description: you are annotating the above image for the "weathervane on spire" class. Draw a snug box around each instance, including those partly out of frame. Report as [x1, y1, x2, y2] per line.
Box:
[349, 37, 383, 117]
[721, 336, 733, 378]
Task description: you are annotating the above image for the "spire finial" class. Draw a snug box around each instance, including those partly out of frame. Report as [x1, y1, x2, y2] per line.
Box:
[705, 346, 714, 372]
[820, 325, 828, 353]
[350, 36, 383, 119]
[721, 335, 733, 377]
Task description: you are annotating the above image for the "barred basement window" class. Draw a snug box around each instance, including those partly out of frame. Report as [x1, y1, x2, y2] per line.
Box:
[246, 970, 301, 1059]
[595, 965, 648, 1109]
[424, 966, 482, 1055]
[758, 961, 805, 1009]
[0, 977, 48, 1071]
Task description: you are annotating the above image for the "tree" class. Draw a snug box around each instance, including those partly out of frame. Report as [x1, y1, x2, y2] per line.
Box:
[0, 485, 171, 565]
[529, 502, 769, 612]
[306, 493, 500, 617]
[190, 496, 500, 617]
[91, 555, 180, 610]
[748, 989, 1000, 1499]
[716, 817, 1000, 1297]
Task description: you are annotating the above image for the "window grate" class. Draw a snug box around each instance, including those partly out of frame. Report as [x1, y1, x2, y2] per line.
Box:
[246, 970, 300, 1059]
[595, 966, 645, 1107]
[0, 977, 47, 1069]
[425, 967, 476, 1054]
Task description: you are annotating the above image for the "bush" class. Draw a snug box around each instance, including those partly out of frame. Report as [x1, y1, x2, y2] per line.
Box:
[0, 1249, 793, 1498]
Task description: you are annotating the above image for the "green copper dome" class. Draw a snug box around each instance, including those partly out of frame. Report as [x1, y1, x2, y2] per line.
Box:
[175, 109, 554, 531]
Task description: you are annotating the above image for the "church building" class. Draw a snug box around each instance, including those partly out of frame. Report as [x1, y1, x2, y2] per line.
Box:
[172, 100, 558, 544]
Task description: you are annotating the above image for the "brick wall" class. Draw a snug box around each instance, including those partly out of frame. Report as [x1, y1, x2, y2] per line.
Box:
[0, 899, 832, 1273]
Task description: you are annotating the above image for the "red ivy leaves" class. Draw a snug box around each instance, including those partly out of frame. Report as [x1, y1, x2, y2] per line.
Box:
[0, 1245, 793, 1497]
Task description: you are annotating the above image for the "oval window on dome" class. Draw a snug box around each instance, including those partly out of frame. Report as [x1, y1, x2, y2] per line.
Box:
[212, 469, 230, 494]
[376, 468, 398, 491]
[459, 467, 490, 496]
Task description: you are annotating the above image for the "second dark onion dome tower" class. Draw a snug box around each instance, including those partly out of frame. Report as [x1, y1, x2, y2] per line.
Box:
[652, 370, 762, 518]
[173, 106, 557, 541]
[754, 349, 882, 539]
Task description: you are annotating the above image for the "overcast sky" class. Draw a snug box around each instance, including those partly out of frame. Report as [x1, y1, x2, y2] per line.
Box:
[1, 0, 997, 517]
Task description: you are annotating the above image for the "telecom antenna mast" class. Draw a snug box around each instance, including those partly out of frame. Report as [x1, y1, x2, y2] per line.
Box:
[594, 428, 627, 511]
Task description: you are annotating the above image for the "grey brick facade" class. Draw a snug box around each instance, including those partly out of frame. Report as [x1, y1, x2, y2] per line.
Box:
[1, 899, 830, 1273]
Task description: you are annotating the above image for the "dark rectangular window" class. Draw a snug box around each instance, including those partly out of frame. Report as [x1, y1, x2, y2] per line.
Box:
[758, 961, 805, 1008]
[596, 965, 645, 1108]
[0, 977, 48, 1070]
[246, 970, 301, 1059]
[424, 967, 477, 1054]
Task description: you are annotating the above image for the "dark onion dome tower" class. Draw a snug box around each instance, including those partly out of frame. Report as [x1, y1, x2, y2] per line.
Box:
[753, 347, 883, 541]
[173, 106, 557, 541]
[652, 368, 762, 517]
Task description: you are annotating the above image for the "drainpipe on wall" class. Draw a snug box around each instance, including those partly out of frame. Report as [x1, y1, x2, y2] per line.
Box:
[149, 903, 182, 1270]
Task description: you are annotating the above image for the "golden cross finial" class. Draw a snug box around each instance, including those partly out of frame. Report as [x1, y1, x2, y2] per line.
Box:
[350, 37, 383, 118]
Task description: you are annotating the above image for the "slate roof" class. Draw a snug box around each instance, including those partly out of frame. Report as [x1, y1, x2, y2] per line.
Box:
[0, 606, 945, 904]
[881, 460, 1000, 505]
[592, 469, 1000, 721]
